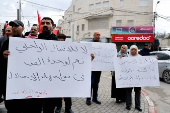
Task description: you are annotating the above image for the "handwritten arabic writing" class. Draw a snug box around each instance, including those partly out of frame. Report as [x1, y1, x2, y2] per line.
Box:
[115, 56, 160, 88]
[16, 40, 88, 54]
[119, 57, 154, 65]
[6, 37, 91, 100]
[23, 57, 84, 70]
[8, 71, 85, 82]
[92, 43, 116, 71]
[12, 89, 48, 98]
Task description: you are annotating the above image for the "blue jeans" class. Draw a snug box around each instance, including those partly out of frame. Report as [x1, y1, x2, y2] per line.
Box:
[87, 71, 101, 101]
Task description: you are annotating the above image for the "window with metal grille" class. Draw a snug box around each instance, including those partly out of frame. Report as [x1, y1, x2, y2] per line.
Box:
[78, 8, 81, 13]
[127, 20, 134, 26]
[116, 20, 122, 26]
[139, 0, 148, 6]
[73, 5, 75, 12]
[96, 2, 101, 9]
[89, 4, 94, 10]
[120, 0, 124, 7]
[103, 1, 109, 7]
[88, 18, 109, 30]
[82, 24, 85, 31]
[77, 25, 79, 31]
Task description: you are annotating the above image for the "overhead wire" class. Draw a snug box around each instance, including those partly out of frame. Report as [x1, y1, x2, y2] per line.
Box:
[22, 0, 65, 11]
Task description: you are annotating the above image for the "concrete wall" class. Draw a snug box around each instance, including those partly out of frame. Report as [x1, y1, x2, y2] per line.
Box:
[158, 38, 170, 47]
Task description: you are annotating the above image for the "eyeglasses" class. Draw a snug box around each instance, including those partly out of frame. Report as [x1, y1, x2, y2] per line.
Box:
[31, 29, 37, 31]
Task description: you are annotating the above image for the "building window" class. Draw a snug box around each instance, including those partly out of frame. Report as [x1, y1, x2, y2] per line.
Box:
[77, 25, 79, 31]
[82, 24, 85, 31]
[89, 4, 94, 10]
[139, 0, 148, 6]
[103, 1, 109, 8]
[78, 8, 81, 13]
[73, 5, 75, 12]
[127, 20, 134, 26]
[88, 18, 109, 30]
[96, 2, 101, 9]
[116, 20, 122, 26]
[120, 0, 124, 7]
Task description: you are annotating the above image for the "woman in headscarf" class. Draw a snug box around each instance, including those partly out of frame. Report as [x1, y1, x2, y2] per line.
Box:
[126, 45, 142, 111]
[111, 45, 128, 103]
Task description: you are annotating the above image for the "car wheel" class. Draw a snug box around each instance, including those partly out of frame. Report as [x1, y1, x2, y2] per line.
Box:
[162, 70, 170, 84]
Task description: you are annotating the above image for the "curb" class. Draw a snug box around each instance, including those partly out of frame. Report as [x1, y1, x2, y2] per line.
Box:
[141, 90, 156, 113]
[102, 75, 156, 113]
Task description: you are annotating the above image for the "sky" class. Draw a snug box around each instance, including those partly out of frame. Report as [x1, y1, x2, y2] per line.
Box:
[0, 0, 170, 33]
[0, 0, 72, 32]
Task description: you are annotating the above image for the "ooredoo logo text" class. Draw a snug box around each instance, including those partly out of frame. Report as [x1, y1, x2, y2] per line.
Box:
[128, 36, 151, 40]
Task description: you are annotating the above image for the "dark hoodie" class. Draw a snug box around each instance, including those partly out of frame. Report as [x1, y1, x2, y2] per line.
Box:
[38, 33, 58, 40]
[139, 48, 151, 56]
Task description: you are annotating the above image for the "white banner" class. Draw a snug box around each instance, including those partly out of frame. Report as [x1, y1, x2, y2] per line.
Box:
[115, 56, 160, 88]
[81, 42, 117, 71]
[6, 37, 92, 100]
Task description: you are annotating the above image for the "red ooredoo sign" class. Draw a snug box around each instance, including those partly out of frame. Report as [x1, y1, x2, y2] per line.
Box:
[112, 34, 154, 42]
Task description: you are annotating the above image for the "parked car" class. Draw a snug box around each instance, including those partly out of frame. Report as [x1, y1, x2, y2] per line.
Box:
[162, 48, 170, 51]
[150, 51, 170, 84]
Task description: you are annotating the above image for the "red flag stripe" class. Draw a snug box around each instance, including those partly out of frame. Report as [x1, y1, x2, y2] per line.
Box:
[37, 11, 42, 33]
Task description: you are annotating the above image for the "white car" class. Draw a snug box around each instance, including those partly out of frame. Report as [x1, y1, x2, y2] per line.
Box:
[150, 51, 170, 84]
[162, 48, 170, 51]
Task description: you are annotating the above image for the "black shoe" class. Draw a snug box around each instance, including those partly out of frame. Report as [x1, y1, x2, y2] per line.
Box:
[0, 98, 3, 103]
[55, 107, 61, 113]
[92, 99, 101, 104]
[135, 107, 142, 112]
[119, 100, 125, 103]
[86, 100, 91, 105]
[126, 106, 131, 110]
[116, 99, 119, 103]
[65, 109, 74, 113]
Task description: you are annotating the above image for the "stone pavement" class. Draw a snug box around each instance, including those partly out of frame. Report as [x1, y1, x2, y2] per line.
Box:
[60, 71, 149, 113]
[0, 72, 150, 113]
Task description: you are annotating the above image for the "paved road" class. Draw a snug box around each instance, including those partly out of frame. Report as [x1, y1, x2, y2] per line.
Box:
[142, 80, 170, 113]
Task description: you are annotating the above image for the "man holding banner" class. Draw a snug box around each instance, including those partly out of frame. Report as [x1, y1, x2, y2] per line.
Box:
[86, 31, 102, 106]
[0, 20, 43, 113]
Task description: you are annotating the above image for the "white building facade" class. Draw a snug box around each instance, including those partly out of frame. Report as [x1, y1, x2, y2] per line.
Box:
[58, 0, 153, 43]
[0, 23, 5, 36]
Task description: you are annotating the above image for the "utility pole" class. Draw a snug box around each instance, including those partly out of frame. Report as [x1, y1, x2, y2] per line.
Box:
[153, 12, 156, 38]
[154, 1, 160, 38]
[17, 0, 21, 20]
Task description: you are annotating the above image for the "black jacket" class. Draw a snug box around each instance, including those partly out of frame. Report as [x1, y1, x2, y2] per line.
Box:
[139, 48, 151, 56]
[0, 36, 7, 50]
[38, 33, 58, 40]
[0, 36, 24, 89]
[0, 39, 9, 88]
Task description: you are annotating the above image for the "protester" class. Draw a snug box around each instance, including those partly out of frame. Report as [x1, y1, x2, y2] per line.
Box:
[0, 20, 43, 113]
[25, 26, 38, 38]
[139, 44, 151, 56]
[0, 25, 12, 103]
[111, 45, 128, 103]
[125, 45, 142, 111]
[57, 33, 66, 41]
[0, 26, 12, 53]
[37, 17, 60, 113]
[86, 31, 102, 106]
[24, 24, 39, 37]
[54, 33, 73, 113]
[5, 26, 13, 39]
